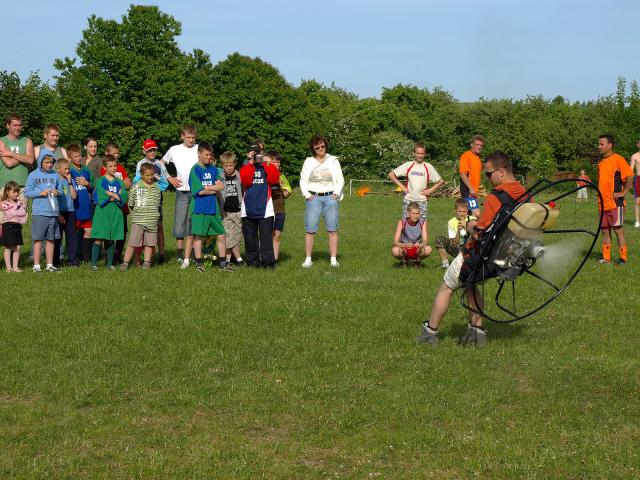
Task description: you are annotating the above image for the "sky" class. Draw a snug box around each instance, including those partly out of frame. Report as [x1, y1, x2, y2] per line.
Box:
[4, 0, 640, 102]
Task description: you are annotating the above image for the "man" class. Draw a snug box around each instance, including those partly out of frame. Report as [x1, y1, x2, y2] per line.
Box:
[597, 134, 633, 264]
[416, 151, 526, 347]
[388, 143, 444, 219]
[0, 114, 35, 223]
[34, 124, 67, 166]
[628, 140, 640, 228]
[161, 125, 198, 263]
[458, 135, 485, 217]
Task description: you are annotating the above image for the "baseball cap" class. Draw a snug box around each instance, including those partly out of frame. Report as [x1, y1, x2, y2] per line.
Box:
[143, 139, 158, 151]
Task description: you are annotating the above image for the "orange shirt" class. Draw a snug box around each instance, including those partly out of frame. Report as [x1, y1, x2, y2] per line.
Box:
[476, 181, 527, 230]
[597, 153, 633, 211]
[459, 150, 482, 195]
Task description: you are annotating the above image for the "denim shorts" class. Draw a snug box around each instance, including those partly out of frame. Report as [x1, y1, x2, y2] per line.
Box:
[304, 194, 339, 233]
[32, 215, 60, 241]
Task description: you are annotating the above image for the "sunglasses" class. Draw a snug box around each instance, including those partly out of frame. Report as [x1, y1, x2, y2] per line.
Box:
[485, 169, 501, 179]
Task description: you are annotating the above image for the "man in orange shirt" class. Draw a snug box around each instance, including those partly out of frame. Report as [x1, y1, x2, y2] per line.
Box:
[597, 134, 633, 265]
[416, 151, 526, 347]
[458, 135, 484, 216]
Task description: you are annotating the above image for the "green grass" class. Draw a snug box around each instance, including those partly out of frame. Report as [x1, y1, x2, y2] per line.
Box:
[1, 193, 639, 479]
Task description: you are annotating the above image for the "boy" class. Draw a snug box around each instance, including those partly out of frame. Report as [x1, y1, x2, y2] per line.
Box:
[218, 151, 244, 266]
[416, 151, 526, 347]
[388, 143, 444, 219]
[53, 158, 78, 267]
[265, 150, 292, 264]
[24, 154, 62, 272]
[391, 201, 432, 267]
[576, 169, 591, 202]
[100, 143, 132, 264]
[68, 143, 94, 262]
[240, 144, 280, 268]
[134, 139, 169, 264]
[183, 142, 230, 272]
[120, 163, 161, 270]
[162, 126, 198, 263]
[434, 198, 476, 269]
[91, 155, 128, 270]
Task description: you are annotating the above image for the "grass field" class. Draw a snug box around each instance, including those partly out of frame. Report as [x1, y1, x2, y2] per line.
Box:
[1, 191, 639, 479]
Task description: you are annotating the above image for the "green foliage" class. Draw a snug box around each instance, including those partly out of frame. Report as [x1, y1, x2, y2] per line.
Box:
[2, 5, 640, 181]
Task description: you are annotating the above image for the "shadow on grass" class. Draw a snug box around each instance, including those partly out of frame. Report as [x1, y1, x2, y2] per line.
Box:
[447, 319, 528, 341]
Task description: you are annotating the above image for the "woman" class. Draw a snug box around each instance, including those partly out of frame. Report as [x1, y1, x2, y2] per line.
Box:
[84, 137, 102, 181]
[299, 135, 344, 268]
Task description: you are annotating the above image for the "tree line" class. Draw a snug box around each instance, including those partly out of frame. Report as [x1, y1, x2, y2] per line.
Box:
[1, 5, 639, 184]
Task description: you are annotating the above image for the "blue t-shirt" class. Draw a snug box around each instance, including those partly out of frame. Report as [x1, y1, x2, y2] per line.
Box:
[70, 166, 93, 221]
[57, 177, 75, 212]
[189, 163, 219, 215]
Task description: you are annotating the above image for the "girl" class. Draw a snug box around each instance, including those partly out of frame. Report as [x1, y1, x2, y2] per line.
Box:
[0, 181, 27, 272]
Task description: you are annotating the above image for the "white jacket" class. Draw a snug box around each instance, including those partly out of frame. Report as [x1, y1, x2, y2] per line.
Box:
[299, 154, 344, 200]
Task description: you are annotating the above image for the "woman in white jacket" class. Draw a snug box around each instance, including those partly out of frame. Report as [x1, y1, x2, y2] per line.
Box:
[299, 135, 344, 268]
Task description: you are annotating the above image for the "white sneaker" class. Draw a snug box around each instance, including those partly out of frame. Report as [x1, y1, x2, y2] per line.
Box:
[301, 259, 313, 268]
[32, 265, 42, 273]
[330, 260, 340, 268]
[635, 221, 640, 228]
[180, 260, 190, 269]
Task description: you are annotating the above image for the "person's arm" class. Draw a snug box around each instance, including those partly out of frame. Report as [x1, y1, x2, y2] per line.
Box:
[459, 172, 474, 194]
[419, 220, 429, 247]
[207, 169, 225, 193]
[68, 178, 77, 200]
[280, 174, 292, 198]
[0, 140, 19, 168]
[116, 180, 128, 207]
[163, 149, 182, 188]
[332, 159, 344, 199]
[392, 220, 405, 248]
[239, 164, 255, 190]
[0, 138, 35, 167]
[264, 163, 280, 186]
[425, 179, 445, 197]
[613, 158, 635, 198]
[128, 184, 137, 208]
[388, 170, 408, 193]
[119, 166, 132, 189]
[299, 159, 312, 199]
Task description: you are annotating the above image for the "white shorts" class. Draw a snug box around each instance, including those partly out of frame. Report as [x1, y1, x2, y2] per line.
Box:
[443, 252, 465, 290]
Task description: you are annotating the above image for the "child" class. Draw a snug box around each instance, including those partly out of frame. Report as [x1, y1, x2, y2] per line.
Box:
[218, 151, 244, 266]
[68, 143, 94, 262]
[120, 163, 161, 270]
[100, 143, 132, 264]
[240, 144, 280, 268]
[24, 154, 62, 272]
[265, 150, 292, 264]
[134, 139, 169, 264]
[391, 201, 432, 267]
[183, 142, 230, 272]
[91, 155, 128, 270]
[0, 181, 27, 272]
[576, 169, 591, 202]
[388, 142, 445, 219]
[434, 198, 475, 269]
[53, 158, 78, 267]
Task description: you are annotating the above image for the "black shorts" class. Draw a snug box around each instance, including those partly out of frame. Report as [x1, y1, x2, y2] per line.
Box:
[0, 222, 24, 248]
[273, 212, 286, 232]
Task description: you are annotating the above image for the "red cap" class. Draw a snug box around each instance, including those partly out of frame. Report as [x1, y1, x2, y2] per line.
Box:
[143, 139, 158, 151]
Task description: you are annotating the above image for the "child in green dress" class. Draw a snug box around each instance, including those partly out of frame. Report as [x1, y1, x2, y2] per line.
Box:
[91, 155, 128, 270]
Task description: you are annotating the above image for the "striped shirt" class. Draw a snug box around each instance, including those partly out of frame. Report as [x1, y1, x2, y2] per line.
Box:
[128, 180, 161, 231]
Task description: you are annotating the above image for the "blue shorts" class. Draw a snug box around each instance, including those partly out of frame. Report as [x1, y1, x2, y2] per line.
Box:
[32, 215, 60, 241]
[464, 197, 480, 211]
[273, 212, 286, 232]
[304, 195, 339, 233]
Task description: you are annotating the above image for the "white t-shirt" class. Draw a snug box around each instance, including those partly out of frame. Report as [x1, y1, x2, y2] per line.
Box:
[392, 161, 442, 201]
[162, 144, 198, 192]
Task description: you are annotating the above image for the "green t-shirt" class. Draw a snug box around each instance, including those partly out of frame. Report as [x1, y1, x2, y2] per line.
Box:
[0, 135, 30, 187]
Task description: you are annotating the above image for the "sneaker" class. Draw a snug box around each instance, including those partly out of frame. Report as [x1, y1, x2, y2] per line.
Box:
[119, 263, 128, 271]
[458, 325, 487, 347]
[635, 221, 640, 228]
[141, 262, 151, 270]
[176, 257, 184, 265]
[234, 259, 244, 267]
[157, 254, 166, 265]
[416, 325, 439, 346]
[597, 258, 611, 264]
[219, 263, 235, 273]
[195, 264, 206, 273]
[45, 265, 62, 273]
[301, 259, 313, 268]
[438, 262, 450, 269]
[399, 260, 407, 269]
[91, 265, 98, 272]
[180, 260, 190, 270]
[330, 260, 340, 268]
[13, 268, 22, 273]
[616, 258, 626, 266]
[108, 266, 116, 271]
[32, 265, 42, 273]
